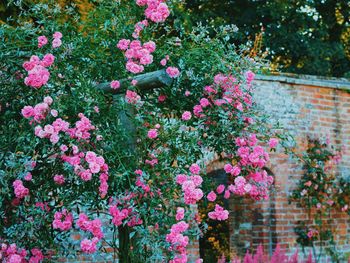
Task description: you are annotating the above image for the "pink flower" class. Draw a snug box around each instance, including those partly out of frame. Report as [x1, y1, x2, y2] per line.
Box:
[13, 180, 29, 199]
[147, 129, 158, 139]
[80, 238, 98, 254]
[304, 181, 312, 187]
[160, 58, 167, 66]
[109, 205, 129, 226]
[176, 174, 188, 185]
[145, 2, 170, 23]
[80, 170, 92, 181]
[43, 96, 53, 105]
[158, 94, 166, 102]
[208, 204, 229, 221]
[8, 254, 23, 263]
[110, 80, 121, 90]
[189, 164, 200, 174]
[53, 32, 63, 39]
[207, 191, 217, 202]
[24, 172, 32, 181]
[38, 36, 48, 48]
[131, 79, 138, 86]
[52, 209, 73, 231]
[245, 71, 255, 84]
[224, 190, 230, 199]
[54, 174, 65, 185]
[342, 205, 348, 212]
[269, 138, 279, 148]
[176, 207, 185, 221]
[51, 109, 58, 117]
[126, 61, 144, 74]
[117, 39, 130, 50]
[89, 162, 101, 174]
[182, 111, 192, 121]
[185, 90, 191, 96]
[21, 106, 34, 118]
[24, 65, 50, 89]
[125, 90, 141, 104]
[216, 184, 225, 194]
[41, 54, 55, 67]
[199, 98, 210, 107]
[166, 67, 180, 78]
[143, 41, 156, 52]
[52, 38, 62, 48]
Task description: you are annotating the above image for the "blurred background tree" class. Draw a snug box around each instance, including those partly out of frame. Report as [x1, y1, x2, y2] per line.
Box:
[1, 0, 349, 77]
[184, 0, 350, 78]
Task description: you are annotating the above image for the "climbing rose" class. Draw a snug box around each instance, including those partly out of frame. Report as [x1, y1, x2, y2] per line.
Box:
[216, 184, 225, 194]
[147, 129, 158, 139]
[176, 207, 185, 221]
[53, 32, 63, 39]
[208, 204, 229, 221]
[117, 39, 130, 50]
[181, 111, 192, 121]
[24, 65, 50, 89]
[110, 80, 120, 90]
[189, 164, 200, 174]
[80, 238, 98, 254]
[53, 174, 65, 185]
[52, 209, 73, 231]
[166, 66, 180, 78]
[207, 191, 217, 202]
[269, 138, 279, 148]
[37, 36, 48, 48]
[52, 38, 62, 48]
[13, 180, 29, 199]
[145, 2, 170, 23]
[125, 90, 141, 104]
[24, 172, 32, 181]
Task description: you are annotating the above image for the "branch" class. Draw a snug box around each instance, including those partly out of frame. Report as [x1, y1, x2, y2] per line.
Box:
[95, 69, 173, 94]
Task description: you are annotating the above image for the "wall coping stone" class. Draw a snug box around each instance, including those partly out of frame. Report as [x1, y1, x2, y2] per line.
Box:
[255, 73, 350, 91]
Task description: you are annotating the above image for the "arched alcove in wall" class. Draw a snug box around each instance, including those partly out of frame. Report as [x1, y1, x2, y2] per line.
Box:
[198, 166, 277, 261]
[199, 168, 230, 262]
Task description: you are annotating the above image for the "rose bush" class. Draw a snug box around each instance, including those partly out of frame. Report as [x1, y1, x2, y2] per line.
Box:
[290, 138, 349, 262]
[0, 0, 279, 262]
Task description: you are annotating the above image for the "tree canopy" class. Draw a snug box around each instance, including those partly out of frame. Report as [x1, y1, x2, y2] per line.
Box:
[184, 0, 350, 77]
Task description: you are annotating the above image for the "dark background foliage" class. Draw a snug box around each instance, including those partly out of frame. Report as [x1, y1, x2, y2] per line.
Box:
[3, 0, 349, 77]
[183, 0, 350, 77]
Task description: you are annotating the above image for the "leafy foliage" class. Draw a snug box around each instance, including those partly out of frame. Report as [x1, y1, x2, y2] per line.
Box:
[1, 0, 280, 262]
[182, 0, 350, 77]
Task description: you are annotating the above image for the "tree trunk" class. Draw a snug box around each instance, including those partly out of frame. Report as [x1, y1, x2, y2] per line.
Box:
[118, 225, 131, 263]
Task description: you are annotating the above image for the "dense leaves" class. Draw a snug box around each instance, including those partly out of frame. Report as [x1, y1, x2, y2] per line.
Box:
[183, 0, 350, 77]
[1, 1, 280, 262]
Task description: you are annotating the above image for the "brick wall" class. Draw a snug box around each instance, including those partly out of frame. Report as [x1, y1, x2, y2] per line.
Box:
[220, 74, 350, 260]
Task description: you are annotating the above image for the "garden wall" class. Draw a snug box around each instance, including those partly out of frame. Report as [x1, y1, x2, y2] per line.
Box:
[214, 73, 350, 260]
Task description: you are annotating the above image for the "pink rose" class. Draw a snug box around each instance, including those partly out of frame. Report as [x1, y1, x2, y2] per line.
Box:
[181, 111, 192, 121]
[147, 129, 158, 139]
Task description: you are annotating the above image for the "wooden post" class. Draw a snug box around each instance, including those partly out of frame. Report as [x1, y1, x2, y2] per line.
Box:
[96, 69, 173, 94]
[102, 70, 172, 262]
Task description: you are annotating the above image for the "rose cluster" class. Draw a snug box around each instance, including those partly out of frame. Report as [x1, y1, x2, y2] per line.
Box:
[136, 0, 170, 23]
[166, 221, 189, 263]
[23, 54, 54, 88]
[117, 39, 156, 74]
